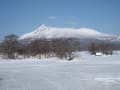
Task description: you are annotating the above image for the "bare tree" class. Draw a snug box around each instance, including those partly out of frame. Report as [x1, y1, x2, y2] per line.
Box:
[89, 42, 98, 55]
[1, 34, 19, 59]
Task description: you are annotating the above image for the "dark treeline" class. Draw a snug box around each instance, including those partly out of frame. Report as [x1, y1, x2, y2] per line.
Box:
[89, 42, 113, 55]
[0, 34, 80, 60]
[0, 34, 114, 59]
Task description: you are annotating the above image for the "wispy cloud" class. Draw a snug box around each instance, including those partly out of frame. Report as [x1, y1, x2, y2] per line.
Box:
[48, 16, 56, 20]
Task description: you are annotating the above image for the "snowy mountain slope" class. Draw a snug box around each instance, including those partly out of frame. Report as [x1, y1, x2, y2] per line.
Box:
[19, 24, 111, 41]
[117, 36, 120, 40]
[113, 35, 120, 41]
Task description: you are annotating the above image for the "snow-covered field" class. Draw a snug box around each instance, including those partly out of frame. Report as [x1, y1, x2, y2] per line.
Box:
[0, 51, 120, 90]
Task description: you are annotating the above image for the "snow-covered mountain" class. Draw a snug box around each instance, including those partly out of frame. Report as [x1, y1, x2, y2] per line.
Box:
[19, 24, 112, 41]
[19, 24, 120, 50]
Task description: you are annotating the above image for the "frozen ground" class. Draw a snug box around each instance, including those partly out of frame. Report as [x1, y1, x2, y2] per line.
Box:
[0, 51, 120, 90]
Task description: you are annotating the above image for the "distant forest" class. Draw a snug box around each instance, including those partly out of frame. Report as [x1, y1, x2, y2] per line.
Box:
[0, 34, 114, 60]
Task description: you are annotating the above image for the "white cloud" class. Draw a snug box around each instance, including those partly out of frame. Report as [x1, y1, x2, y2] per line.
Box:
[48, 16, 56, 20]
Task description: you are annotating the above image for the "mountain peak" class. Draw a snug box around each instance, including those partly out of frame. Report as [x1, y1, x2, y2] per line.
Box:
[37, 24, 48, 31]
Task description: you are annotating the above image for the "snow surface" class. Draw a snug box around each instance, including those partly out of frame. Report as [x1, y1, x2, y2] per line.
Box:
[0, 51, 120, 90]
[19, 24, 110, 40]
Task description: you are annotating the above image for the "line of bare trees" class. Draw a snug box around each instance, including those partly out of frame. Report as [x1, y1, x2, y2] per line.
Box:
[89, 42, 113, 55]
[0, 34, 114, 59]
[0, 34, 80, 60]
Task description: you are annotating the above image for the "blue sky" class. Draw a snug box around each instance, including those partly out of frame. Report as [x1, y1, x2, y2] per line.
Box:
[0, 0, 120, 38]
